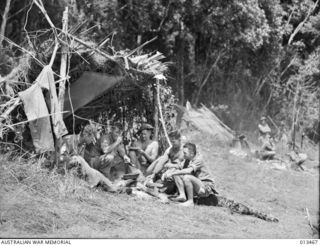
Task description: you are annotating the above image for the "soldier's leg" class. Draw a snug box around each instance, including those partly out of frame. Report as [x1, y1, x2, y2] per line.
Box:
[171, 175, 186, 202]
[129, 150, 141, 170]
[69, 155, 118, 192]
[98, 154, 116, 178]
[145, 158, 160, 175]
[180, 175, 205, 207]
[147, 156, 168, 176]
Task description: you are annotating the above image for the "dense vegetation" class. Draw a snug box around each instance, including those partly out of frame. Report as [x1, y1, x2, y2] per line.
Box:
[0, 0, 319, 136]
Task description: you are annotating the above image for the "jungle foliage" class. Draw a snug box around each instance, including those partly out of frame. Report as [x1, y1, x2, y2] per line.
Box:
[0, 0, 319, 137]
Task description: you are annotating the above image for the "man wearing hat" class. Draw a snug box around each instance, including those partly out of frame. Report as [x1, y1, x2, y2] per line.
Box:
[129, 123, 159, 175]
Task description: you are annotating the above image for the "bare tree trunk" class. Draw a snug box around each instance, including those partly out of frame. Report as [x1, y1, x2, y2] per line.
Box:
[180, 57, 185, 105]
[177, 36, 185, 105]
[0, 0, 12, 48]
[291, 81, 300, 149]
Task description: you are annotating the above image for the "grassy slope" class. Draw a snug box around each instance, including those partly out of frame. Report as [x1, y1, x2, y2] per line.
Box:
[0, 131, 318, 238]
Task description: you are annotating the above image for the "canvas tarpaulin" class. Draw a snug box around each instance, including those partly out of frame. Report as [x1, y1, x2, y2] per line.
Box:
[63, 72, 124, 118]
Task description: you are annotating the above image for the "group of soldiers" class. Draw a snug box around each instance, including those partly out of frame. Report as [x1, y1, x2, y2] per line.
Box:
[257, 116, 307, 170]
[58, 120, 281, 222]
[60, 122, 217, 207]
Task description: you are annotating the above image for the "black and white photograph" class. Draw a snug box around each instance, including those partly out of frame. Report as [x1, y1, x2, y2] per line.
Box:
[0, 0, 319, 240]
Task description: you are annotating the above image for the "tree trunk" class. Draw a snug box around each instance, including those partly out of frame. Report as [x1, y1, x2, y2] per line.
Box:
[180, 58, 185, 105]
[0, 0, 12, 48]
[178, 37, 185, 105]
[291, 81, 300, 149]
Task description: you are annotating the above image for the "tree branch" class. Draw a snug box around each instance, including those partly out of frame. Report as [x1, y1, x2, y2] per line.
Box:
[288, 0, 319, 45]
[0, 0, 12, 48]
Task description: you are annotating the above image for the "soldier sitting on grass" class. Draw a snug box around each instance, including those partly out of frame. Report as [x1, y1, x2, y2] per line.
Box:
[146, 131, 184, 178]
[162, 142, 217, 207]
[60, 123, 131, 193]
[258, 134, 276, 160]
[82, 122, 132, 180]
[129, 123, 159, 175]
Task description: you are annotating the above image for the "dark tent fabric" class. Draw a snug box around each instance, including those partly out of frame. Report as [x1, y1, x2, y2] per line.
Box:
[63, 72, 124, 118]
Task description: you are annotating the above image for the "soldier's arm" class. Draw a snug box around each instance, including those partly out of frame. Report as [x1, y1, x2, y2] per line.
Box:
[100, 135, 122, 155]
[170, 167, 193, 176]
[141, 142, 159, 163]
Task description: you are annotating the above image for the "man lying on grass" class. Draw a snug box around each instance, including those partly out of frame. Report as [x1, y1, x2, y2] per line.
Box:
[162, 142, 217, 207]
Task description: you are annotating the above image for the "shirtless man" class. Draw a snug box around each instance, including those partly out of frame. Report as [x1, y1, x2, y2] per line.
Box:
[163, 142, 216, 207]
[129, 123, 159, 174]
[146, 130, 184, 179]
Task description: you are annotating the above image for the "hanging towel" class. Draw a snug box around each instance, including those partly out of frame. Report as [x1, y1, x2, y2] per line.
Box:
[18, 83, 55, 153]
[36, 65, 68, 138]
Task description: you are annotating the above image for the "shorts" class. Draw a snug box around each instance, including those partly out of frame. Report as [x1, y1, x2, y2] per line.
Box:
[162, 179, 177, 195]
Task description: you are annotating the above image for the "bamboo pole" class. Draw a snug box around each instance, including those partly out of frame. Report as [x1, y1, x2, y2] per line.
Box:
[156, 78, 171, 147]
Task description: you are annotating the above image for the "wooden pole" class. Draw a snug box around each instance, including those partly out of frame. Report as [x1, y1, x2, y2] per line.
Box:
[55, 7, 68, 167]
[156, 79, 171, 147]
[58, 7, 68, 112]
[152, 84, 159, 140]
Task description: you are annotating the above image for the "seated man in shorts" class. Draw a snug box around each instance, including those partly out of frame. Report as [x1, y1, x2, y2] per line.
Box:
[129, 123, 159, 175]
[163, 142, 217, 207]
[60, 123, 127, 193]
[146, 130, 184, 180]
[258, 134, 276, 160]
[83, 122, 131, 180]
